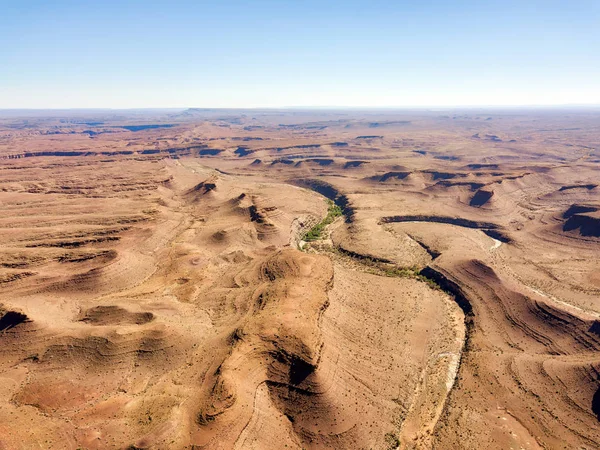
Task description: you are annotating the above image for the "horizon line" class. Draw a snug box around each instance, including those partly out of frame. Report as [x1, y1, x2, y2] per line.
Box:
[1, 103, 600, 112]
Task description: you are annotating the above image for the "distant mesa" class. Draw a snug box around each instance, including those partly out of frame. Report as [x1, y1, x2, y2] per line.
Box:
[234, 147, 254, 157]
[368, 121, 410, 128]
[356, 135, 383, 139]
[198, 149, 223, 156]
[73, 121, 104, 126]
[276, 144, 322, 152]
[433, 155, 460, 161]
[43, 129, 79, 136]
[119, 124, 176, 132]
[180, 108, 212, 114]
[278, 123, 328, 130]
[214, 116, 244, 125]
[295, 158, 334, 167]
[343, 160, 368, 169]
[424, 170, 463, 180]
[4, 146, 205, 159]
[468, 132, 502, 141]
[271, 158, 295, 165]
[436, 181, 485, 191]
[466, 163, 499, 170]
[232, 136, 263, 141]
[376, 171, 411, 182]
[485, 134, 502, 142]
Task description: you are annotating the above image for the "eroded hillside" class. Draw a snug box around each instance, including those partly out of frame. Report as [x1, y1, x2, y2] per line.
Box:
[0, 109, 599, 449]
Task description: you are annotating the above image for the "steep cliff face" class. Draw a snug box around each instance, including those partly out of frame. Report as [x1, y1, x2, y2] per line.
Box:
[469, 188, 494, 207]
[564, 212, 600, 237]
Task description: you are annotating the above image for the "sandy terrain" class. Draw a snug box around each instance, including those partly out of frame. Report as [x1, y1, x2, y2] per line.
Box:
[0, 108, 599, 449]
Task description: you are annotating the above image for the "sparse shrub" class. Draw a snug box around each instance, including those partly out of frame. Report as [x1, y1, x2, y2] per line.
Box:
[384, 431, 400, 449]
[303, 200, 343, 242]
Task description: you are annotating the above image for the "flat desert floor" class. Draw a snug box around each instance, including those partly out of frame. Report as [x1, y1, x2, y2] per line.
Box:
[0, 108, 599, 449]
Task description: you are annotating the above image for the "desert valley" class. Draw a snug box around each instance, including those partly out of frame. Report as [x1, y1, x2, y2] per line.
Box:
[0, 108, 599, 449]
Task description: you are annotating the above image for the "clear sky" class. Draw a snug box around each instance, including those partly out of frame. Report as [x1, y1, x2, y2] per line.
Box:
[1, 0, 599, 108]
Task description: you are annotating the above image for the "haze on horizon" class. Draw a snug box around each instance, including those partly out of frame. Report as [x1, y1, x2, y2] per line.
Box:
[1, 0, 599, 109]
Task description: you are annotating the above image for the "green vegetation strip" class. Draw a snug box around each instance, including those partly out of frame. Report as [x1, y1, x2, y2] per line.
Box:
[319, 246, 441, 289]
[302, 199, 440, 290]
[303, 200, 342, 242]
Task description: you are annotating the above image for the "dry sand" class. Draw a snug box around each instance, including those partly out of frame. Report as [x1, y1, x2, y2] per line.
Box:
[0, 109, 599, 449]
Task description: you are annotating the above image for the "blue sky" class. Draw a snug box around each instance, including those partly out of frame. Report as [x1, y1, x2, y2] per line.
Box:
[1, 0, 599, 108]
